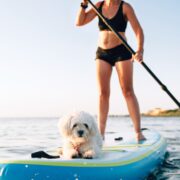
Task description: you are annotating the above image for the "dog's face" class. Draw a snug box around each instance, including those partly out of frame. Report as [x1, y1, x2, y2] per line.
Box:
[70, 121, 90, 143]
[59, 111, 98, 143]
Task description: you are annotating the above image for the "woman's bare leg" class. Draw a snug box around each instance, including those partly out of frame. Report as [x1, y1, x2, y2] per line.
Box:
[115, 60, 145, 141]
[96, 59, 112, 139]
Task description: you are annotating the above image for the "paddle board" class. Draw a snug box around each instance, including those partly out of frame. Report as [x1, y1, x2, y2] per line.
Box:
[0, 129, 167, 180]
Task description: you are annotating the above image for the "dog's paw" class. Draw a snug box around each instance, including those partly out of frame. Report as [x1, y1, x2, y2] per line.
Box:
[68, 150, 80, 159]
[72, 154, 81, 159]
[84, 156, 93, 159]
[83, 150, 95, 159]
[63, 149, 80, 159]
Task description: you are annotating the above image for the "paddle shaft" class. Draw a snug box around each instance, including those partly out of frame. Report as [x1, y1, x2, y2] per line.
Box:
[87, 0, 180, 108]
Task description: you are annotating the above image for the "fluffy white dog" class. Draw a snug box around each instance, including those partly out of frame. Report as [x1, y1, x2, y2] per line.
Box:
[58, 111, 102, 159]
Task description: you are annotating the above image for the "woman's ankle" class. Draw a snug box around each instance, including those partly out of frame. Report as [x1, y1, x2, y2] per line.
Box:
[135, 131, 146, 142]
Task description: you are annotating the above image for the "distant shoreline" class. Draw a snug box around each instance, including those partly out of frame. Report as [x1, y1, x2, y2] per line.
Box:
[141, 108, 180, 117]
[108, 108, 180, 117]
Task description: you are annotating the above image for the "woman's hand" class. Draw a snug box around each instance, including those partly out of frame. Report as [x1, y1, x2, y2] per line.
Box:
[82, 0, 88, 5]
[133, 50, 144, 63]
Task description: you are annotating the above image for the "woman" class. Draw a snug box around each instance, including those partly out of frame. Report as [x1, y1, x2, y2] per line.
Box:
[76, 0, 145, 141]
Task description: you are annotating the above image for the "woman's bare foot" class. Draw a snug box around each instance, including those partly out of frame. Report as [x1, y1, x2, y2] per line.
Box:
[136, 132, 146, 142]
[101, 134, 105, 141]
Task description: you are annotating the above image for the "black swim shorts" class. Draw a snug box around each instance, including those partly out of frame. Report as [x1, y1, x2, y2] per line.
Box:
[95, 44, 132, 66]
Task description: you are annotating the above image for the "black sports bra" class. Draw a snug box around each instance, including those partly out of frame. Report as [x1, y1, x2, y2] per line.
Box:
[98, 1, 127, 32]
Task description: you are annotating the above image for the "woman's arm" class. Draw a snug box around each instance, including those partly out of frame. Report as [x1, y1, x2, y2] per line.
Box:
[124, 3, 144, 62]
[76, 1, 102, 26]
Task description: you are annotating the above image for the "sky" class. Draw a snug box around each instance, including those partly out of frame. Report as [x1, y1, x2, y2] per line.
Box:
[0, 0, 179, 117]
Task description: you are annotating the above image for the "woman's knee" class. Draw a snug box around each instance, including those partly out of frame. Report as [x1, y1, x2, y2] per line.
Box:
[122, 87, 135, 99]
[98, 89, 110, 100]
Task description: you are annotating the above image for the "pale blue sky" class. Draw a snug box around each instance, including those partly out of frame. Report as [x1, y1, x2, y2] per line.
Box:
[0, 0, 179, 117]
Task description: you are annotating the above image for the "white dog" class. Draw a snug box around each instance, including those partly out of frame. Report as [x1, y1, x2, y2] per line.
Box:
[58, 111, 102, 159]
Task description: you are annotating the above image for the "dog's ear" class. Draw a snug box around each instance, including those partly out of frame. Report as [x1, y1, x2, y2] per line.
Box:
[89, 118, 99, 137]
[89, 117, 103, 147]
[58, 115, 73, 137]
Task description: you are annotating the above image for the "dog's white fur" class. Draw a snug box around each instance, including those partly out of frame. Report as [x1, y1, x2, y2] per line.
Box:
[58, 111, 102, 159]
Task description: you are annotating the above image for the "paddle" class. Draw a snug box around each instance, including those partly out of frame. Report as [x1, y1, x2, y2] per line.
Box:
[87, 0, 180, 108]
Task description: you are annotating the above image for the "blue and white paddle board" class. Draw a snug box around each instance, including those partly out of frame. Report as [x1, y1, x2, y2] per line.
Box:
[0, 129, 167, 180]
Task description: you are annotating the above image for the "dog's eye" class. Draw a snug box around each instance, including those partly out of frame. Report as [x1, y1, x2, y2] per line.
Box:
[84, 123, 89, 129]
[72, 124, 77, 129]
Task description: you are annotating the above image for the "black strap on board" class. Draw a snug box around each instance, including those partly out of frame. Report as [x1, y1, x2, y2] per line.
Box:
[31, 151, 60, 159]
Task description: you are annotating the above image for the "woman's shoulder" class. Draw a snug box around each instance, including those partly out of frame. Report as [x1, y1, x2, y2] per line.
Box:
[123, 1, 133, 8]
[95, 1, 104, 8]
[122, 1, 135, 14]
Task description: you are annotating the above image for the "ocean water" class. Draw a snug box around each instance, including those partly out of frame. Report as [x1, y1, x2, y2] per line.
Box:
[0, 116, 180, 179]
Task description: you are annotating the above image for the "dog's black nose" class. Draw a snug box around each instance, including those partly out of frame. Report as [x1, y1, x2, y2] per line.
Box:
[78, 130, 84, 137]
